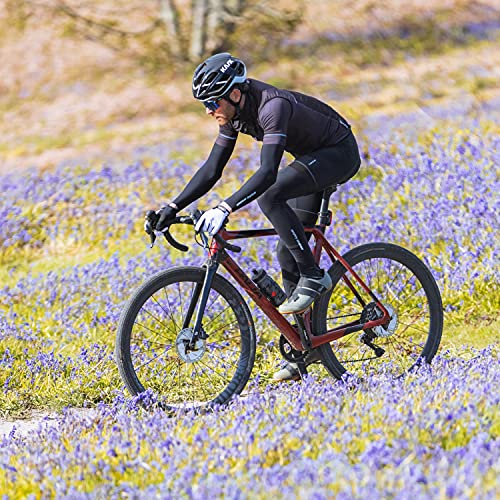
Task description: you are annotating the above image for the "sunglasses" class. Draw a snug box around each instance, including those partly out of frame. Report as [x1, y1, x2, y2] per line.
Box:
[203, 97, 223, 111]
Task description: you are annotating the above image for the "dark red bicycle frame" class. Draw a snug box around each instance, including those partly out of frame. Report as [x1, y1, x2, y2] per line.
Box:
[210, 226, 390, 352]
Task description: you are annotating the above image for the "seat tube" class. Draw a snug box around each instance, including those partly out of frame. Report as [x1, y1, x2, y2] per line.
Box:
[312, 233, 323, 264]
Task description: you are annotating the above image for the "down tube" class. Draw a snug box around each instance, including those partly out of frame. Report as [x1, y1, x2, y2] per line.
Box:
[219, 253, 304, 352]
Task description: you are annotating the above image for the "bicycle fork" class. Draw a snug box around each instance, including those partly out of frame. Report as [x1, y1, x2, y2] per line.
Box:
[187, 258, 219, 348]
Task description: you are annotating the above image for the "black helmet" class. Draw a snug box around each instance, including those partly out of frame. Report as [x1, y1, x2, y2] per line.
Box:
[192, 53, 247, 102]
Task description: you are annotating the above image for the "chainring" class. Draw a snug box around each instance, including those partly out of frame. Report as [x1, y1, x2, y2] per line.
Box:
[279, 334, 306, 362]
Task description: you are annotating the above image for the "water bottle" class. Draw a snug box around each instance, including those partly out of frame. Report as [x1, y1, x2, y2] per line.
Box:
[251, 268, 287, 307]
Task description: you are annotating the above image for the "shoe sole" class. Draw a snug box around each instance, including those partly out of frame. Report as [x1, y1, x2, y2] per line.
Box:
[271, 375, 301, 382]
[279, 280, 333, 315]
[279, 304, 311, 315]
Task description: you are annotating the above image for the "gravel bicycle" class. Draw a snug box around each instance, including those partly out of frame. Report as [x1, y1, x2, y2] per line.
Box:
[115, 186, 443, 411]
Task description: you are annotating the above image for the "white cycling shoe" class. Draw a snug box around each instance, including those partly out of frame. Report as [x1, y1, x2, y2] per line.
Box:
[278, 270, 332, 315]
[272, 350, 322, 382]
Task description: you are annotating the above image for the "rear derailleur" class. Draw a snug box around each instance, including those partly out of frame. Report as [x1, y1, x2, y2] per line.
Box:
[360, 302, 386, 358]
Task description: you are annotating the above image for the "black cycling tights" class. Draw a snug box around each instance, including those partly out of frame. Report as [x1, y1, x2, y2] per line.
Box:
[257, 132, 361, 294]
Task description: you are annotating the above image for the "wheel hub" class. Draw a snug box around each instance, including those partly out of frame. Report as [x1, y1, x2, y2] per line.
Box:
[176, 328, 206, 363]
[361, 302, 398, 338]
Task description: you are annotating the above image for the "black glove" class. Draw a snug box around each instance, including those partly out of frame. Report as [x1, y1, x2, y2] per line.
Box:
[144, 210, 159, 235]
[156, 205, 178, 231]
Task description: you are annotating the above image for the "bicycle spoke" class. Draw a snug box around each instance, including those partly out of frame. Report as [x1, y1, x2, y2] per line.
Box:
[135, 348, 173, 372]
[336, 338, 364, 362]
[207, 344, 239, 354]
[203, 303, 235, 331]
[387, 274, 423, 306]
[140, 306, 177, 338]
[134, 338, 174, 349]
[207, 333, 241, 344]
[397, 321, 430, 336]
[176, 282, 185, 328]
[397, 311, 428, 335]
[198, 357, 231, 384]
[192, 362, 213, 402]
[367, 259, 379, 292]
[387, 335, 425, 350]
[182, 364, 199, 405]
[395, 300, 427, 321]
[342, 352, 379, 364]
[120, 269, 255, 410]
[319, 247, 440, 379]
[144, 357, 179, 387]
[142, 355, 178, 385]
[134, 321, 174, 342]
[205, 348, 239, 372]
[133, 343, 174, 361]
[384, 262, 406, 298]
[376, 258, 381, 295]
[163, 286, 180, 333]
[204, 289, 225, 319]
[150, 293, 175, 323]
[326, 312, 360, 324]
[207, 316, 240, 332]
[178, 358, 183, 397]
[385, 335, 408, 374]
[158, 357, 180, 390]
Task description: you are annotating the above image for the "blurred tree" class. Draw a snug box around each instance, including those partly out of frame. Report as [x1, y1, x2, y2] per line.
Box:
[7, 0, 303, 70]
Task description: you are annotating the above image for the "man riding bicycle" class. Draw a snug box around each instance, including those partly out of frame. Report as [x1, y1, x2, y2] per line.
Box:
[152, 53, 361, 381]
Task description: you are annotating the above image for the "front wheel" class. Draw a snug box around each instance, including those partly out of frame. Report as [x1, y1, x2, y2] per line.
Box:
[313, 243, 443, 379]
[115, 266, 256, 411]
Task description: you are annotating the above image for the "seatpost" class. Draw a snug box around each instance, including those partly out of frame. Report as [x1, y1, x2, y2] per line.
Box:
[318, 185, 336, 226]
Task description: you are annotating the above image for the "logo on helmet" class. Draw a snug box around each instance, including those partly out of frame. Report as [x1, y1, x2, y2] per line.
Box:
[220, 59, 234, 73]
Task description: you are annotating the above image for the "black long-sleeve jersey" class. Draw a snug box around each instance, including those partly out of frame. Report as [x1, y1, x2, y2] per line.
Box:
[172, 79, 351, 212]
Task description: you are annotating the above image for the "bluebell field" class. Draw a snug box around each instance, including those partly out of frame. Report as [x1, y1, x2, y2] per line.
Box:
[1, 352, 499, 498]
[0, 101, 498, 497]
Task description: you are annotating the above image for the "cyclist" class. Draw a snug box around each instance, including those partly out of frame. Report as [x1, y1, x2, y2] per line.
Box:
[152, 53, 361, 380]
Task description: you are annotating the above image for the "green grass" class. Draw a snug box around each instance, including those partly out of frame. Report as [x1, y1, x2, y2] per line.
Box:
[443, 319, 500, 351]
[1, 101, 498, 419]
[280, 18, 498, 68]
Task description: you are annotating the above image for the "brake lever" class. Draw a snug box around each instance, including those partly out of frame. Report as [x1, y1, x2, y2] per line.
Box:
[191, 209, 241, 253]
[149, 231, 157, 248]
[144, 210, 159, 248]
[144, 209, 188, 251]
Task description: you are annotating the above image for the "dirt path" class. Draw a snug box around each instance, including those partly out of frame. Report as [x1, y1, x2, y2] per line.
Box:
[0, 409, 97, 438]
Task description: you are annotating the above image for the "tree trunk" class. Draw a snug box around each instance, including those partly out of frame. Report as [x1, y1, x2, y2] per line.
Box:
[159, 0, 183, 59]
[225, 0, 244, 14]
[206, 0, 223, 52]
[190, 0, 208, 61]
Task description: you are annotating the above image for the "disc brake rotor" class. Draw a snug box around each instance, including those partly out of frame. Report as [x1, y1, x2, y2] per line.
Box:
[176, 328, 206, 363]
[361, 302, 398, 338]
[373, 304, 398, 338]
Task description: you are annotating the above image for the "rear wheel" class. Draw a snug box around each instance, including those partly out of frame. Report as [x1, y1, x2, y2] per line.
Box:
[115, 266, 256, 411]
[313, 243, 443, 379]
